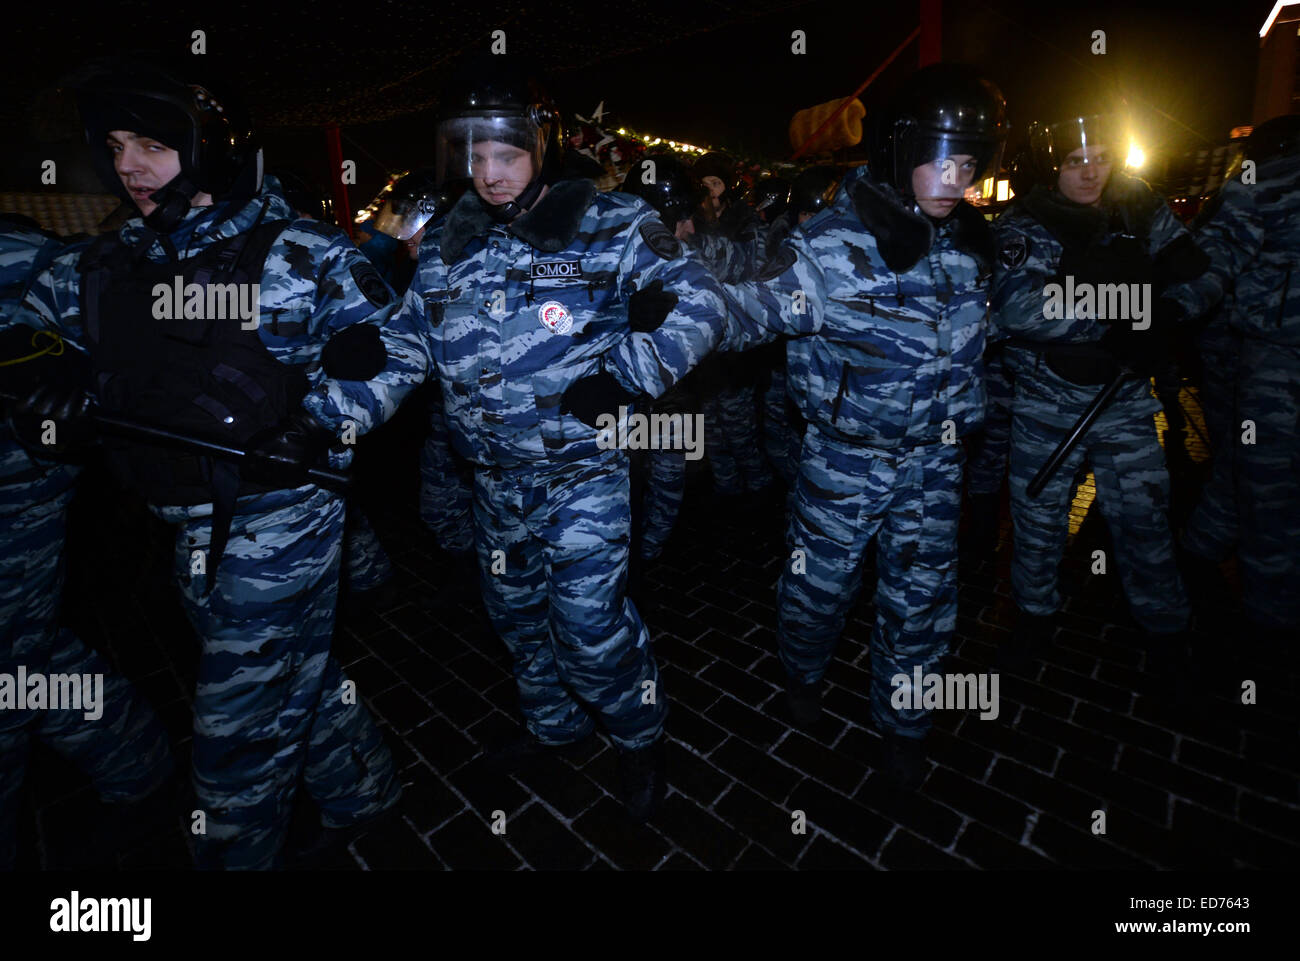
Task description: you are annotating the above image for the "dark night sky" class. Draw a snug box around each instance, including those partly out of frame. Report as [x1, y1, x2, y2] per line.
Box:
[0, 0, 1281, 204]
[554, 0, 1274, 158]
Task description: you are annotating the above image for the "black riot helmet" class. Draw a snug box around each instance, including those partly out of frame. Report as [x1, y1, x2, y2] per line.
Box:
[436, 54, 564, 223]
[273, 168, 333, 221]
[868, 63, 1008, 196]
[372, 167, 461, 240]
[1244, 114, 1300, 165]
[1026, 92, 1129, 184]
[789, 166, 842, 218]
[693, 151, 738, 199]
[66, 54, 261, 232]
[1004, 143, 1037, 198]
[749, 177, 792, 222]
[620, 153, 704, 231]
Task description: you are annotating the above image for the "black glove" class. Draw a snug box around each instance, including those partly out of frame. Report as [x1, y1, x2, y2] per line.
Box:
[627, 280, 679, 333]
[243, 409, 336, 488]
[1059, 235, 1154, 289]
[1100, 297, 1184, 377]
[560, 371, 639, 429]
[321, 323, 388, 381]
[8, 381, 94, 454]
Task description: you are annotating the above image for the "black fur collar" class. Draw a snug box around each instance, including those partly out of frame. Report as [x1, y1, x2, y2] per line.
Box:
[440, 178, 597, 264]
[850, 177, 934, 274]
[945, 201, 995, 273]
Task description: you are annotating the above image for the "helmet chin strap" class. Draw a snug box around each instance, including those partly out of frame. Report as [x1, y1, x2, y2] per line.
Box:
[486, 176, 546, 223]
[142, 173, 201, 232]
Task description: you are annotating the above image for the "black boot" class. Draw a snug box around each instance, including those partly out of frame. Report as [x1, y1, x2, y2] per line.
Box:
[881, 731, 929, 790]
[781, 674, 823, 727]
[617, 737, 667, 822]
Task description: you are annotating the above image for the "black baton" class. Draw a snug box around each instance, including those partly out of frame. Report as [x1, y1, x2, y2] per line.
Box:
[1026, 372, 1128, 498]
[2, 392, 352, 493]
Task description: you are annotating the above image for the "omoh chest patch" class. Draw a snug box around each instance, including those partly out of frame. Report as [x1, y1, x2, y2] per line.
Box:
[530, 260, 583, 279]
[538, 300, 573, 335]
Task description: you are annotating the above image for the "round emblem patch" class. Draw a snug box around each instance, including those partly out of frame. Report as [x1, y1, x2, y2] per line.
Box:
[538, 300, 573, 335]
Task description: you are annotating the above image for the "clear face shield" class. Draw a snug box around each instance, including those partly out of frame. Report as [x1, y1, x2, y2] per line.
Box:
[435, 113, 550, 205]
[907, 130, 1005, 186]
[1038, 114, 1121, 170]
[372, 186, 443, 240]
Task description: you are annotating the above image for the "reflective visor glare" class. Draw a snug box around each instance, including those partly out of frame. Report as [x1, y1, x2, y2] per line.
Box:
[436, 116, 545, 186]
[372, 200, 433, 240]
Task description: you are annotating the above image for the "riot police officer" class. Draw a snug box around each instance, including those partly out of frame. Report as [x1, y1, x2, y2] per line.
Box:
[400, 56, 739, 820]
[990, 100, 1209, 679]
[21, 55, 429, 868]
[728, 64, 1008, 787]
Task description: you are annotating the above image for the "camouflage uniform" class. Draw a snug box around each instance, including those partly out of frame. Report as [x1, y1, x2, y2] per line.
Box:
[23, 180, 428, 869]
[689, 217, 776, 496]
[636, 375, 693, 562]
[965, 345, 1012, 497]
[991, 173, 1198, 634]
[727, 165, 993, 738]
[0, 221, 172, 870]
[418, 386, 474, 555]
[402, 178, 737, 750]
[342, 510, 394, 593]
[1172, 158, 1300, 629]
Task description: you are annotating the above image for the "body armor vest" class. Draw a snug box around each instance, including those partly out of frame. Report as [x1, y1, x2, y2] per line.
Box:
[78, 214, 306, 592]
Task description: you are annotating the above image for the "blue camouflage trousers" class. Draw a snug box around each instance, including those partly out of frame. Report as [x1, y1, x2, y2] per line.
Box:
[167, 485, 401, 870]
[419, 391, 474, 555]
[702, 383, 775, 496]
[0, 457, 172, 870]
[1008, 363, 1189, 633]
[343, 509, 394, 593]
[760, 365, 803, 488]
[1183, 339, 1300, 628]
[640, 447, 686, 562]
[473, 452, 666, 751]
[967, 348, 1013, 497]
[778, 425, 962, 739]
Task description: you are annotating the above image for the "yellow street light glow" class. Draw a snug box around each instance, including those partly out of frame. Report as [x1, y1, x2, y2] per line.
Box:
[1126, 143, 1146, 168]
[996, 179, 1011, 202]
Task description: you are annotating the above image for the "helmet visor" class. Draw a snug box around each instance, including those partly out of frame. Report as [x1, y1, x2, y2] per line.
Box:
[435, 114, 550, 197]
[373, 189, 444, 240]
[907, 130, 1006, 184]
[1042, 114, 1123, 169]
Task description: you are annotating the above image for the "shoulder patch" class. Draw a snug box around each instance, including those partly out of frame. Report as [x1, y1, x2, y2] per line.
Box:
[350, 259, 393, 307]
[998, 232, 1029, 270]
[757, 245, 797, 283]
[639, 219, 681, 260]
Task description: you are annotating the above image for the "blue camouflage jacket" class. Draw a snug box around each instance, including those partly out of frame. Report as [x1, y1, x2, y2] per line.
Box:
[401, 178, 736, 470]
[21, 176, 429, 498]
[0, 219, 81, 514]
[727, 164, 995, 449]
[991, 173, 1206, 403]
[1171, 154, 1300, 345]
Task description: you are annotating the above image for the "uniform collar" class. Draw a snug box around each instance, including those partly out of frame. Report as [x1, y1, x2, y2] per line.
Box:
[118, 186, 295, 258]
[441, 178, 597, 264]
[849, 172, 934, 274]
